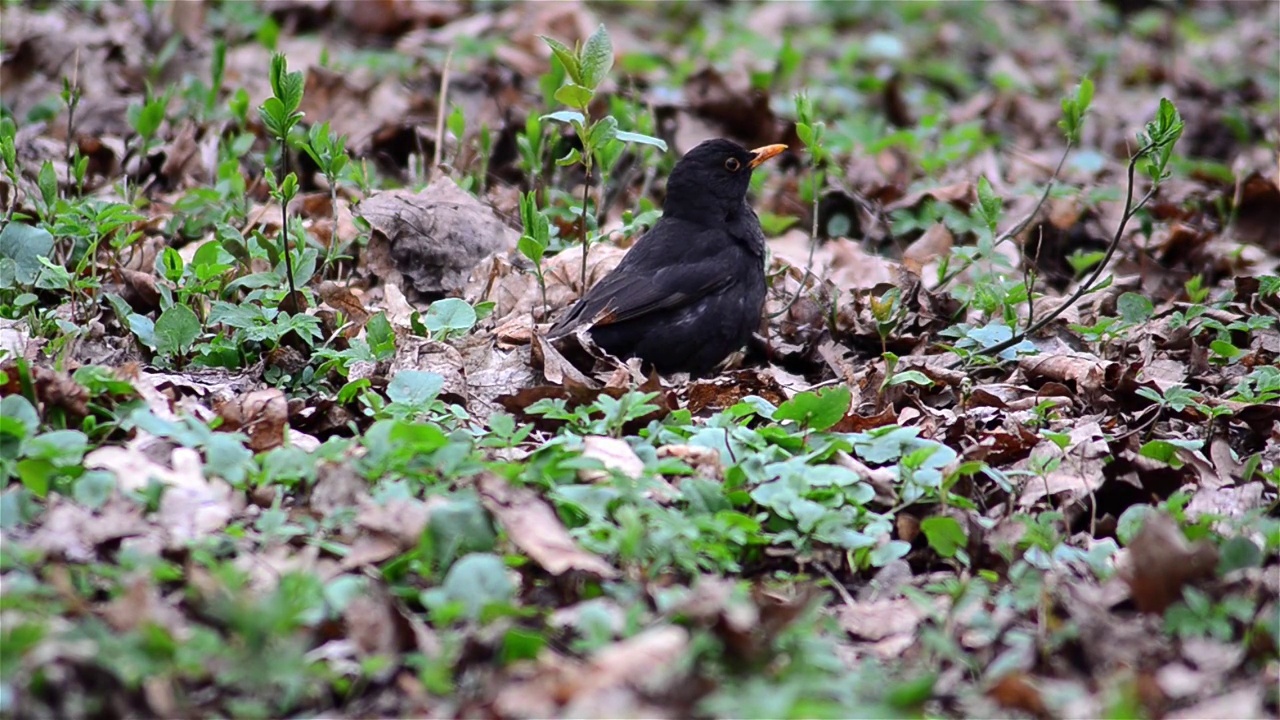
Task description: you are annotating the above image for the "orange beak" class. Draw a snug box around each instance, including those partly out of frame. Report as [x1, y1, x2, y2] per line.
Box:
[748, 144, 788, 168]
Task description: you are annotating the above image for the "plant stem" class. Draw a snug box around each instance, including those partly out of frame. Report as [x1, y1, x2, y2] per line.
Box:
[280, 148, 297, 305]
[979, 142, 1158, 360]
[579, 161, 592, 293]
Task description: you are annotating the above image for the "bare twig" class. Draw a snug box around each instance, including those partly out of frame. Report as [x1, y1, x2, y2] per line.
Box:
[816, 562, 858, 609]
[935, 141, 1071, 292]
[979, 142, 1159, 360]
[432, 49, 454, 176]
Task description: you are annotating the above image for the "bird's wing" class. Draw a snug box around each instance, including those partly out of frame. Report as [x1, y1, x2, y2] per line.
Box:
[550, 223, 736, 334]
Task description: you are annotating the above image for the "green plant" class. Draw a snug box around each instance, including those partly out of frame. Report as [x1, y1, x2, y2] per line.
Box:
[518, 190, 553, 314]
[539, 24, 667, 292]
[257, 53, 306, 303]
[301, 121, 352, 278]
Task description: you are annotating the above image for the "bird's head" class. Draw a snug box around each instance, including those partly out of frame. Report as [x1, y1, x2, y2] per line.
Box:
[662, 139, 787, 225]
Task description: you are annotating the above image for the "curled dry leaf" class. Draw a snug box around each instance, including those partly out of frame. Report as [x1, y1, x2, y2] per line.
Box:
[1017, 421, 1109, 508]
[358, 176, 518, 300]
[1121, 511, 1219, 615]
[578, 435, 644, 482]
[389, 335, 469, 406]
[986, 672, 1051, 720]
[317, 280, 371, 337]
[215, 388, 289, 453]
[478, 473, 618, 580]
[86, 445, 240, 546]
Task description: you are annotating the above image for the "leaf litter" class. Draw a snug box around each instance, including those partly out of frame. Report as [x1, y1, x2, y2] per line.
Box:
[1, 1, 1278, 718]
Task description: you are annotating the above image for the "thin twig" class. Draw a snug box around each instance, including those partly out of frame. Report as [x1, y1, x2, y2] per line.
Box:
[64, 48, 81, 194]
[432, 49, 454, 176]
[935, 141, 1071, 292]
[770, 168, 823, 320]
[979, 143, 1158, 359]
[816, 562, 858, 610]
[579, 162, 592, 293]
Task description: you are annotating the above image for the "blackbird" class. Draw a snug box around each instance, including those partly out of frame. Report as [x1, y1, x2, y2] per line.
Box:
[549, 138, 787, 376]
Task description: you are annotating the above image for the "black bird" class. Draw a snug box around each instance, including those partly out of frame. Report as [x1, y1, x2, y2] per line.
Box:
[549, 139, 787, 376]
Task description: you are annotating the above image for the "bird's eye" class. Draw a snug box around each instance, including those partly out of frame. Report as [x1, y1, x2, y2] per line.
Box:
[724, 157, 741, 172]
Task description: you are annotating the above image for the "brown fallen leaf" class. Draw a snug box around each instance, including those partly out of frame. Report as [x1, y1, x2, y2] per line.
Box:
[478, 473, 618, 579]
[579, 435, 644, 483]
[215, 387, 289, 453]
[358, 177, 519, 300]
[1122, 511, 1218, 615]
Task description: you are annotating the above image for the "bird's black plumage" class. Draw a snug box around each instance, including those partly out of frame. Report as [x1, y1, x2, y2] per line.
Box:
[549, 138, 786, 376]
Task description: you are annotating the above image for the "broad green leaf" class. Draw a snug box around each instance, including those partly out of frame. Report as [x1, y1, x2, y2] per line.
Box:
[975, 176, 1002, 233]
[540, 109, 586, 124]
[1117, 292, 1153, 324]
[387, 370, 445, 406]
[920, 516, 967, 558]
[1116, 504, 1153, 546]
[438, 552, 515, 618]
[555, 146, 583, 167]
[869, 539, 911, 567]
[0, 223, 54, 286]
[154, 303, 201, 356]
[17, 458, 53, 498]
[886, 370, 933, 387]
[539, 36, 582, 86]
[554, 83, 594, 111]
[518, 236, 545, 264]
[773, 385, 851, 431]
[1217, 537, 1262, 574]
[588, 116, 618, 146]
[73, 470, 116, 509]
[428, 497, 497, 568]
[579, 24, 614, 90]
[613, 130, 667, 151]
[26, 430, 88, 466]
[424, 298, 477, 336]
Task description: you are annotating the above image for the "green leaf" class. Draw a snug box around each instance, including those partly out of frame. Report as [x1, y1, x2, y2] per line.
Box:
[588, 116, 618, 147]
[26, 429, 88, 466]
[884, 672, 937, 709]
[579, 24, 614, 90]
[518, 236, 545, 264]
[386, 370, 445, 406]
[17, 458, 53, 498]
[37, 161, 57, 206]
[438, 552, 515, 617]
[869, 540, 911, 567]
[1217, 536, 1262, 574]
[539, 36, 582, 86]
[920, 516, 967, 558]
[542, 110, 585, 125]
[73, 470, 116, 509]
[1117, 292, 1154, 324]
[555, 147, 583, 167]
[0, 223, 55, 286]
[772, 385, 851, 432]
[154, 304, 201, 356]
[424, 298, 477, 337]
[885, 370, 933, 388]
[975, 176, 1002, 233]
[613, 130, 668, 152]
[1138, 439, 1200, 469]
[554, 83, 594, 111]
[0, 395, 39, 442]
[366, 312, 395, 359]
[428, 497, 497, 569]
